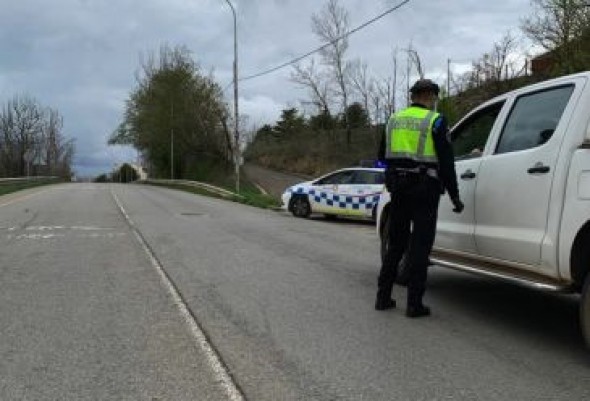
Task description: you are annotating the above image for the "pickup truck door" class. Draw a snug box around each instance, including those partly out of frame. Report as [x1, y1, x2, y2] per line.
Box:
[474, 84, 578, 266]
[435, 101, 506, 253]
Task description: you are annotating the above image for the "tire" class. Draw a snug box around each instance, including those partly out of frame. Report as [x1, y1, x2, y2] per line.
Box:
[581, 273, 590, 348]
[324, 214, 338, 221]
[290, 195, 311, 218]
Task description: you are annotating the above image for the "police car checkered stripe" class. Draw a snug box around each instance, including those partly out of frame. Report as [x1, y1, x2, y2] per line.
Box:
[291, 187, 380, 210]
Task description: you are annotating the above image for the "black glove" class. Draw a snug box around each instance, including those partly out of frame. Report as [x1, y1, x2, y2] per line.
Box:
[451, 196, 464, 214]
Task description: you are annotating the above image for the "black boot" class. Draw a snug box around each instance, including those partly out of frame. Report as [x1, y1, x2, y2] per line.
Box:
[405, 304, 431, 318]
[375, 294, 396, 311]
[406, 282, 429, 317]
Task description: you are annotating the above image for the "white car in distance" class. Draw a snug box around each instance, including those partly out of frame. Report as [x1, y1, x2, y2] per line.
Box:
[282, 167, 385, 221]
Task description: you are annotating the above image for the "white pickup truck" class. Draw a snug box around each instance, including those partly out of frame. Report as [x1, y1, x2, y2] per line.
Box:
[376, 71, 590, 345]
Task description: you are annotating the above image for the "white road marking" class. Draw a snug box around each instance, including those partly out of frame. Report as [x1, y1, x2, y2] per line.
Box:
[70, 226, 113, 231]
[254, 182, 269, 195]
[23, 225, 113, 231]
[10, 233, 66, 240]
[25, 226, 67, 231]
[77, 233, 126, 239]
[6, 232, 127, 240]
[3, 226, 126, 240]
[110, 189, 246, 401]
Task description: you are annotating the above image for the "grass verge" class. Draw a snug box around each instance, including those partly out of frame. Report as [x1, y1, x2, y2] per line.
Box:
[0, 179, 63, 197]
[141, 181, 280, 210]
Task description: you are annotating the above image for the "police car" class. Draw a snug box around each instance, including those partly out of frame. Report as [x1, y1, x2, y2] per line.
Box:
[281, 167, 385, 220]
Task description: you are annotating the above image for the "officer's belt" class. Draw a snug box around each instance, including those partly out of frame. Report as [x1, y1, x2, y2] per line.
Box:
[394, 166, 438, 179]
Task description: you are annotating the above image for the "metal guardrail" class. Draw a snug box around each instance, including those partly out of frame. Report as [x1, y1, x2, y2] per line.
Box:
[142, 179, 242, 199]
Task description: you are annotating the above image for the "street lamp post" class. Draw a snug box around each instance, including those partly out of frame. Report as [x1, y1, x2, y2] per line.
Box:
[170, 101, 174, 180]
[224, 0, 240, 193]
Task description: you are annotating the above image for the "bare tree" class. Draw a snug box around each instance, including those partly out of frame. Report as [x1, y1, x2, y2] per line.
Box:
[404, 44, 425, 105]
[291, 58, 333, 116]
[407, 47, 425, 80]
[348, 59, 374, 124]
[522, 0, 590, 74]
[0, 96, 73, 177]
[371, 77, 395, 125]
[312, 0, 352, 144]
[368, 51, 398, 125]
[11, 96, 43, 176]
[40, 108, 62, 174]
[484, 32, 524, 82]
[463, 31, 527, 93]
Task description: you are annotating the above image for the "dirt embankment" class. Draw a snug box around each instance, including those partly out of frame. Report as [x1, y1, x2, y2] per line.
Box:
[242, 164, 311, 198]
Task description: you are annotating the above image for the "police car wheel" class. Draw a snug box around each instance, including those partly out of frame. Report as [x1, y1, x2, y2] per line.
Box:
[290, 196, 311, 218]
[324, 214, 338, 220]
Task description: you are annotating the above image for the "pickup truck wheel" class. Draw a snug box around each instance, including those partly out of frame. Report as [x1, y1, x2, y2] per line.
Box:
[290, 196, 311, 218]
[581, 274, 590, 347]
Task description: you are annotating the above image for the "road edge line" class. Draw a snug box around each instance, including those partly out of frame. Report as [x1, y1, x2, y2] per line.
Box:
[110, 189, 246, 401]
[254, 182, 269, 196]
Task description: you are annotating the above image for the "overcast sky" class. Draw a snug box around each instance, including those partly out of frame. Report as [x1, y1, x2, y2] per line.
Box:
[0, 0, 536, 176]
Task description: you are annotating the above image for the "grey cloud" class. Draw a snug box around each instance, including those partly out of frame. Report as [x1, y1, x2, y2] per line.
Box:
[0, 0, 533, 175]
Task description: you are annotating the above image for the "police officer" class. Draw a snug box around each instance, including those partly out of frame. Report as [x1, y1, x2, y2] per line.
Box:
[375, 79, 464, 317]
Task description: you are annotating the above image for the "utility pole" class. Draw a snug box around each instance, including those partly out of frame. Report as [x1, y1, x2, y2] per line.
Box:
[224, 0, 240, 194]
[170, 101, 174, 180]
[392, 49, 397, 114]
[447, 58, 451, 97]
[406, 49, 411, 107]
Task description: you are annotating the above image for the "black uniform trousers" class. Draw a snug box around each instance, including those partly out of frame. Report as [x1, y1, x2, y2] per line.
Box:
[377, 170, 441, 307]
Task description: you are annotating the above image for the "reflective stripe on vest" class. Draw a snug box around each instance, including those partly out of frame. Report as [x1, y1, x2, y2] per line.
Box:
[385, 107, 439, 163]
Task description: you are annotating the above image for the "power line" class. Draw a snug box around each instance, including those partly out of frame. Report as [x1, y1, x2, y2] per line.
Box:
[239, 0, 411, 82]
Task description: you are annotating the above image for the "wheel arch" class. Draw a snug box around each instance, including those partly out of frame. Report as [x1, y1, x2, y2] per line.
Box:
[571, 220, 590, 291]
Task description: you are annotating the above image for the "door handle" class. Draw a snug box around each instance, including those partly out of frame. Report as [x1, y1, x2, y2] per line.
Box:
[460, 170, 476, 180]
[527, 163, 550, 174]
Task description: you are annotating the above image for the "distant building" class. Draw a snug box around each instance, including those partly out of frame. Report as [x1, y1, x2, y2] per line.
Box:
[129, 163, 148, 180]
[531, 51, 555, 76]
[112, 163, 148, 181]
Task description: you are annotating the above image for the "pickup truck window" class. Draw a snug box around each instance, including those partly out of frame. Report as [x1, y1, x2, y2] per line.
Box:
[452, 101, 504, 160]
[496, 85, 574, 155]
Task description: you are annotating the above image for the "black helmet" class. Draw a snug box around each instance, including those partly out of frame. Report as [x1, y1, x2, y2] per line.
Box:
[410, 79, 440, 96]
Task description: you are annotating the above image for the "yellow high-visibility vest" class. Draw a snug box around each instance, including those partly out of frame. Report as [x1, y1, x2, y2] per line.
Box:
[385, 106, 439, 163]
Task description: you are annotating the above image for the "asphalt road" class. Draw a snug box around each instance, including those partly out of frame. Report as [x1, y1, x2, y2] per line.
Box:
[1, 183, 589, 400]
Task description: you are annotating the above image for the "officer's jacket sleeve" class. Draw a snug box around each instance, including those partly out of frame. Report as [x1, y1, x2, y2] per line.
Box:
[378, 116, 394, 162]
[432, 115, 459, 199]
